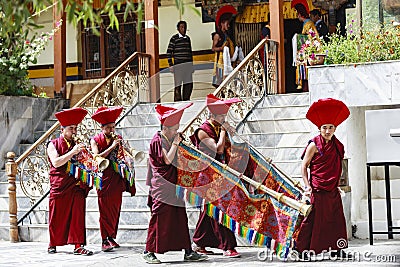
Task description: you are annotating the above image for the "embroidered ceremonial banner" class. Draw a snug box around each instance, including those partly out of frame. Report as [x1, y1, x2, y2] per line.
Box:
[176, 140, 302, 258]
[66, 160, 102, 190]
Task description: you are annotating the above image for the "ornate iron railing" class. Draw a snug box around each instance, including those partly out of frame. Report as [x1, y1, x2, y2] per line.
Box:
[182, 38, 278, 137]
[15, 52, 150, 201]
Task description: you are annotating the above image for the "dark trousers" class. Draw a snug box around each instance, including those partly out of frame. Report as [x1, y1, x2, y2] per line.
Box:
[173, 62, 193, 101]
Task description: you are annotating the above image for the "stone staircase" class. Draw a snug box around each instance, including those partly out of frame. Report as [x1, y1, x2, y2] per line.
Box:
[237, 92, 314, 182]
[0, 100, 209, 245]
[2, 91, 399, 245]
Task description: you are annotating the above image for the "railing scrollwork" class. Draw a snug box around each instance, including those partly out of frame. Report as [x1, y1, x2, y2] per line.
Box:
[16, 52, 150, 201]
[182, 38, 278, 136]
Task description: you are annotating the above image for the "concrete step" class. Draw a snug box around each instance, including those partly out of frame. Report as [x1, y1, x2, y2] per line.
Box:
[238, 132, 313, 148]
[248, 105, 308, 120]
[240, 119, 314, 134]
[256, 147, 305, 161]
[261, 92, 309, 107]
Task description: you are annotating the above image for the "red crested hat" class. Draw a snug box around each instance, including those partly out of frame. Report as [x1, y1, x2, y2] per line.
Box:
[206, 94, 242, 115]
[91, 106, 123, 125]
[156, 102, 193, 127]
[55, 107, 88, 127]
[291, 0, 310, 15]
[216, 5, 237, 27]
[306, 98, 350, 128]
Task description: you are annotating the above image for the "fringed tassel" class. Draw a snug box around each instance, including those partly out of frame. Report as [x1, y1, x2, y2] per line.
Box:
[112, 161, 135, 186]
[175, 185, 204, 208]
[172, 187, 291, 260]
[175, 185, 185, 199]
[66, 161, 103, 190]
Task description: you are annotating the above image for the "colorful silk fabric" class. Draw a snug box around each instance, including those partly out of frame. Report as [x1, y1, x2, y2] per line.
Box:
[66, 159, 102, 190]
[176, 138, 302, 258]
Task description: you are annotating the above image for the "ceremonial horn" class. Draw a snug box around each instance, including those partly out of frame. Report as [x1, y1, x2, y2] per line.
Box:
[128, 148, 145, 163]
[94, 155, 110, 171]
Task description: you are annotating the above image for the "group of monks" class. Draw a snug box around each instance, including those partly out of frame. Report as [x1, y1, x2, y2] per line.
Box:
[46, 93, 351, 262]
[47, 106, 135, 255]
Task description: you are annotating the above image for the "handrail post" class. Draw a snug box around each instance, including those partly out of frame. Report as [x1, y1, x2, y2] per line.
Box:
[6, 152, 19, 242]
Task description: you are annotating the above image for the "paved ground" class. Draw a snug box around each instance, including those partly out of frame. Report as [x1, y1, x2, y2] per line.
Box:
[0, 239, 399, 266]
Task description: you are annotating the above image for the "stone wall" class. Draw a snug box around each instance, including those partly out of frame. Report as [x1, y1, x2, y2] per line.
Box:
[0, 96, 68, 168]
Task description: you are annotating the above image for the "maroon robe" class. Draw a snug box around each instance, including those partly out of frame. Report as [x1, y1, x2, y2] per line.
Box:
[145, 132, 191, 253]
[48, 135, 87, 246]
[296, 134, 348, 254]
[93, 133, 127, 240]
[190, 120, 237, 250]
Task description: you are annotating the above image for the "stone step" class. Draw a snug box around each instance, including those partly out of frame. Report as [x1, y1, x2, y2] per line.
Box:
[269, 160, 303, 178]
[10, 221, 251, 246]
[256, 147, 305, 161]
[13, 205, 202, 227]
[240, 132, 313, 148]
[12, 223, 151, 244]
[240, 119, 314, 134]
[261, 92, 309, 107]
[0, 170, 5, 182]
[160, 85, 214, 103]
[360, 199, 400, 221]
[248, 105, 308, 120]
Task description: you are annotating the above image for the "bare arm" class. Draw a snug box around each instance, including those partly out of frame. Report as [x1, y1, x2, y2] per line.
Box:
[197, 128, 226, 155]
[162, 133, 182, 165]
[90, 138, 119, 158]
[47, 142, 84, 168]
[212, 33, 224, 52]
[301, 142, 317, 195]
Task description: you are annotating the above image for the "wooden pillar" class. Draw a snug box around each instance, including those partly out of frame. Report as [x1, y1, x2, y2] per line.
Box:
[6, 152, 19, 242]
[53, 0, 67, 98]
[269, 0, 285, 94]
[145, 0, 160, 103]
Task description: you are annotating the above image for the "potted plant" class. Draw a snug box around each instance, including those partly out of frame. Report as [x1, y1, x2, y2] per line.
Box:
[298, 29, 326, 66]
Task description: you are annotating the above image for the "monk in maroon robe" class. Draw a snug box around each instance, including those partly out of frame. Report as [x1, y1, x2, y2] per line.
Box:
[190, 94, 241, 258]
[91, 106, 136, 252]
[295, 98, 351, 260]
[47, 107, 93, 256]
[143, 103, 208, 264]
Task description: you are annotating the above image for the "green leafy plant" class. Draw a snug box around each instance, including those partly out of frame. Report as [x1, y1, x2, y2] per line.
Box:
[323, 20, 400, 65]
[0, 21, 62, 96]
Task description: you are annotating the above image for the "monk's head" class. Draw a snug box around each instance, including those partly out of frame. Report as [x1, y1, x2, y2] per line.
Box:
[162, 124, 180, 141]
[101, 122, 116, 137]
[319, 123, 336, 141]
[209, 113, 227, 126]
[61, 125, 79, 141]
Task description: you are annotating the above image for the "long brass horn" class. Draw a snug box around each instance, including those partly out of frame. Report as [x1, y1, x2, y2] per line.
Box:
[73, 135, 110, 172]
[110, 132, 145, 163]
[125, 148, 145, 163]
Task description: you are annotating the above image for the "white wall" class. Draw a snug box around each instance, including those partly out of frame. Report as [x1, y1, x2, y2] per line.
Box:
[31, 4, 213, 67]
[31, 9, 80, 65]
[158, 5, 214, 54]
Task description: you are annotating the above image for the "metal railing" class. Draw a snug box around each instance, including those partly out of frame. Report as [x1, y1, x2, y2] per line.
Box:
[14, 52, 150, 201]
[182, 38, 278, 136]
[5, 38, 279, 241]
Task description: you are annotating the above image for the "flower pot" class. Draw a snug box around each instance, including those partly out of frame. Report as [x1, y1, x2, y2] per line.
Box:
[308, 55, 325, 66]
